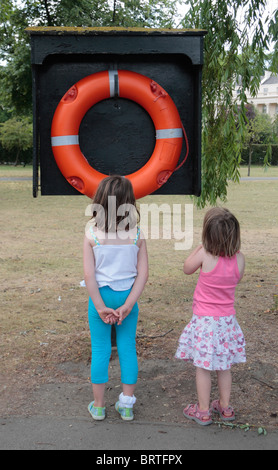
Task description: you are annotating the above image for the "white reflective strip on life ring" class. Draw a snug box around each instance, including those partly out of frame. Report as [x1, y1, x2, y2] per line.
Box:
[156, 128, 183, 139]
[51, 135, 79, 147]
[108, 70, 119, 97]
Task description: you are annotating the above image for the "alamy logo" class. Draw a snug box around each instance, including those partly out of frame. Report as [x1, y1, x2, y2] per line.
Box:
[85, 196, 193, 251]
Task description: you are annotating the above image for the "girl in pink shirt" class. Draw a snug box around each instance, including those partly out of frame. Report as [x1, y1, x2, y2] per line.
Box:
[175, 207, 246, 425]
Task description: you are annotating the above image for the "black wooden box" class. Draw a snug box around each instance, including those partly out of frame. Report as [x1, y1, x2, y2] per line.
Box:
[26, 27, 206, 198]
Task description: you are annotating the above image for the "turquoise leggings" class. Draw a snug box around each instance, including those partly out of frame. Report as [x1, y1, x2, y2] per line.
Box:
[88, 286, 139, 384]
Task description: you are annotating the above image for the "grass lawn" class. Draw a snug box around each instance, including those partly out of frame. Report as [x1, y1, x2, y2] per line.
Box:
[239, 165, 278, 177]
[1, 164, 278, 178]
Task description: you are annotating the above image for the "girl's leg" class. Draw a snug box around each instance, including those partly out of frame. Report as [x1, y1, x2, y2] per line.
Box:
[88, 297, 112, 406]
[183, 367, 212, 425]
[114, 303, 138, 420]
[116, 302, 139, 395]
[217, 369, 232, 411]
[196, 367, 211, 411]
[122, 384, 136, 397]
[92, 384, 106, 408]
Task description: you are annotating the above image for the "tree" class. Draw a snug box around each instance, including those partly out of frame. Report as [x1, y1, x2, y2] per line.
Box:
[0, 1, 34, 115]
[242, 108, 273, 175]
[272, 114, 278, 143]
[110, 0, 178, 27]
[0, 43, 32, 116]
[0, 0, 179, 116]
[180, 0, 276, 206]
[269, 8, 278, 72]
[0, 0, 181, 161]
[0, 116, 33, 165]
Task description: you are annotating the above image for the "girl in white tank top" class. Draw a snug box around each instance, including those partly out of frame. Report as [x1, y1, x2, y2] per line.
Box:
[83, 175, 148, 421]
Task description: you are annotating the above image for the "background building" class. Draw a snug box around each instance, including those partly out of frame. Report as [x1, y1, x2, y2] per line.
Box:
[234, 72, 278, 120]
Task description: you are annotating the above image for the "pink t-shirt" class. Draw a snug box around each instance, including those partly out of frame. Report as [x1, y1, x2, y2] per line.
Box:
[192, 255, 241, 317]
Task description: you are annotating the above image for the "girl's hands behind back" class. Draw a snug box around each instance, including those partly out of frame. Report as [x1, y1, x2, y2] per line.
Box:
[115, 304, 131, 325]
[98, 307, 120, 325]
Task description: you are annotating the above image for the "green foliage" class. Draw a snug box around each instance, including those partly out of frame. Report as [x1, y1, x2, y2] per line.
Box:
[269, 8, 278, 72]
[0, 0, 180, 163]
[241, 144, 278, 166]
[272, 114, 278, 142]
[0, 116, 33, 164]
[41, 0, 113, 27]
[110, 0, 178, 28]
[0, 43, 32, 115]
[244, 107, 274, 145]
[0, 1, 179, 117]
[242, 109, 274, 173]
[180, 0, 275, 207]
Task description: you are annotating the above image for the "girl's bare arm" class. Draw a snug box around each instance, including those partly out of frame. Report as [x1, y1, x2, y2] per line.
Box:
[183, 244, 204, 275]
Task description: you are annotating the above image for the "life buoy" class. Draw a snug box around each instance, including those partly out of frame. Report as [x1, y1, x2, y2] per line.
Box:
[51, 70, 185, 199]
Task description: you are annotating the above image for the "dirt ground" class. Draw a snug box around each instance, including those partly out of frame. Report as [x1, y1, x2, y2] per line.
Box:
[1, 251, 277, 432]
[1, 315, 277, 432]
[0, 177, 278, 433]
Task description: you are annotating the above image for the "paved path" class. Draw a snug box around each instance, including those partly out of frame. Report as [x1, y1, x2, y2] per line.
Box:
[1, 415, 277, 451]
[0, 177, 33, 181]
[239, 176, 278, 180]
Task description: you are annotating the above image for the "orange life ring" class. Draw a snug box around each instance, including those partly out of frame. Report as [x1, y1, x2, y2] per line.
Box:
[51, 70, 184, 199]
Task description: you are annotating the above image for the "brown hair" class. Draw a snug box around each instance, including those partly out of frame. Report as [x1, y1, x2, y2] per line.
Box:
[202, 207, 241, 257]
[91, 175, 139, 232]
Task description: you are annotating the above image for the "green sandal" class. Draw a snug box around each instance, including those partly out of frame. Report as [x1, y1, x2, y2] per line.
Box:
[115, 401, 134, 421]
[88, 401, 106, 421]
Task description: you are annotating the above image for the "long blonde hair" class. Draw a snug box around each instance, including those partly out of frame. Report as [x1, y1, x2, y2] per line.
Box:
[92, 175, 140, 233]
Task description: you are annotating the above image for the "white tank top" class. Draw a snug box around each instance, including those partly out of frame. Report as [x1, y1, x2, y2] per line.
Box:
[90, 227, 140, 291]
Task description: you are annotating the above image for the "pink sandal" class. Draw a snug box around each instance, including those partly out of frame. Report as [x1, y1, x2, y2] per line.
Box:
[211, 400, 235, 421]
[183, 403, 212, 426]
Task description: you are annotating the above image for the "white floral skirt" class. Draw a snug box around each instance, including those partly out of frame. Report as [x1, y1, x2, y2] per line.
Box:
[175, 315, 246, 371]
